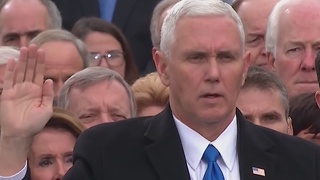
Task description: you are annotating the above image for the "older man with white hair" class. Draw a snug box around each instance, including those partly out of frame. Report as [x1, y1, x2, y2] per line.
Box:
[57, 67, 137, 128]
[266, 0, 320, 99]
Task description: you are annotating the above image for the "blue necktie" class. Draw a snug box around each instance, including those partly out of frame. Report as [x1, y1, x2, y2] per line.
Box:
[99, 0, 117, 22]
[202, 145, 225, 180]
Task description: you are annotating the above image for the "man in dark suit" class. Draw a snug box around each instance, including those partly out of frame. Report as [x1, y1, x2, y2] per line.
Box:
[0, 0, 319, 180]
[51, 0, 160, 75]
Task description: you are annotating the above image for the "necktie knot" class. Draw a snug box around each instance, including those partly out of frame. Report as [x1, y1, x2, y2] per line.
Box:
[202, 144, 224, 180]
[203, 144, 220, 163]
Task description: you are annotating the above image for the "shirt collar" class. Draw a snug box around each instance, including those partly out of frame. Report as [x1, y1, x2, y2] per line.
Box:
[174, 114, 238, 171]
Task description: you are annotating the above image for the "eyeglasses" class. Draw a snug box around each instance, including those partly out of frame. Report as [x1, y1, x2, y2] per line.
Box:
[88, 50, 125, 67]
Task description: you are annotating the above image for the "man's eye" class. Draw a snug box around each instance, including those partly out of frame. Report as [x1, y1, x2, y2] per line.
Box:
[246, 37, 262, 46]
[287, 47, 302, 54]
[79, 114, 97, 123]
[216, 54, 235, 62]
[186, 53, 207, 62]
[111, 114, 127, 121]
[263, 115, 278, 122]
[4, 36, 18, 42]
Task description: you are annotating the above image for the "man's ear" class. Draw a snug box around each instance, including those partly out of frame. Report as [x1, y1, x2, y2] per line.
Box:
[287, 117, 293, 136]
[154, 50, 169, 86]
[152, 47, 157, 63]
[267, 52, 276, 72]
[315, 90, 320, 108]
[242, 50, 251, 86]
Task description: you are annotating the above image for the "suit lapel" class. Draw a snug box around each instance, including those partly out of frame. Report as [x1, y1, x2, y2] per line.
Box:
[112, 0, 139, 28]
[144, 105, 191, 180]
[237, 109, 276, 180]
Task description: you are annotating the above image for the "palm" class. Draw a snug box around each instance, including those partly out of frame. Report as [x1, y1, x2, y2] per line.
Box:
[0, 45, 54, 139]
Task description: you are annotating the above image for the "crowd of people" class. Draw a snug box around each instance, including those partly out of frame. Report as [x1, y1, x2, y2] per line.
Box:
[0, 0, 320, 179]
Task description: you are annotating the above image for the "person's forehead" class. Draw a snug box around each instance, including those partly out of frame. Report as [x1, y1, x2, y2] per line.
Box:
[0, 0, 49, 29]
[276, 3, 320, 43]
[278, 1, 320, 24]
[237, 0, 278, 26]
[32, 128, 76, 149]
[69, 80, 130, 106]
[239, 87, 285, 109]
[41, 41, 84, 68]
[237, 0, 278, 12]
[174, 16, 243, 51]
[2, 0, 47, 12]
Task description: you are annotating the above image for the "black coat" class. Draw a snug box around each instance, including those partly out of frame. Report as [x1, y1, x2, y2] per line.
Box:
[63, 105, 320, 180]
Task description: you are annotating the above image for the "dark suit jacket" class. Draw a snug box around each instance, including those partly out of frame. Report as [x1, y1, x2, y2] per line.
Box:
[63, 105, 320, 180]
[51, 0, 159, 75]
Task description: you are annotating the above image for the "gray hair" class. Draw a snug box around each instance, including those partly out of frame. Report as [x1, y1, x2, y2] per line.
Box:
[266, 0, 319, 56]
[0, 0, 62, 29]
[150, 0, 181, 49]
[265, 0, 295, 56]
[160, 0, 245, 57]
[57, 67, 137, 118]
[0, 46, 19, 65]
[30, 29, 88, 68]
[241, 66, 289, 118]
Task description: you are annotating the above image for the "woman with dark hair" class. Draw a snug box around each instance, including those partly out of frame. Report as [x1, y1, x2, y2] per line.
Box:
[28, 107, 86, 179]
[72, 17, 139, 84]
[290, 92, 320, 145]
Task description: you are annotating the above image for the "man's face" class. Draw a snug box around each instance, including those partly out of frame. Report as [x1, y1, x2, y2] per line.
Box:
[237, 87, 292, 134]
[269, 3, 320, 99]
[0, 0, 49, 47]
[41, 41, 84, 98]
[157, 16, 249, 131]
[237, 0, 278, 68]
[67, 80, 132, 128]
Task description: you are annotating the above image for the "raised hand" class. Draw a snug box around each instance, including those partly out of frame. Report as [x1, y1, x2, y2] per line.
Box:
[0, 44, 54, 139]
[0, 44, 54, 176]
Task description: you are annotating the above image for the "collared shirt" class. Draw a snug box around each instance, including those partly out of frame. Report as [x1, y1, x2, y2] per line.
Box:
[174, 115, 240, 180]
[98, 0, 117, 22]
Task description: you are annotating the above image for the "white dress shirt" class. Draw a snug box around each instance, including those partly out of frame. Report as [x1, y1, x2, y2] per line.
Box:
[0, 161, 27, 180]
[174, 115, 240, 180]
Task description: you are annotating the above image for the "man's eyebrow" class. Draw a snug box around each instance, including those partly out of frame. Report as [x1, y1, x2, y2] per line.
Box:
[216, 50, 241, 57]
[3, 33, 19, 38]
[25, 30, 42, 37]
[261, 110, 282, 117]
[4, 30, 42, 38]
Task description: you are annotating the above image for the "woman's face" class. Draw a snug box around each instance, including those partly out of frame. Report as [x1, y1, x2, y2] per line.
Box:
[28, 128, 76, 180]
[84, 31, 126, 78]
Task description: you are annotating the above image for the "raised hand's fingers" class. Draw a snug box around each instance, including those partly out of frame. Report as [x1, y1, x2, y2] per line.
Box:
[34, 48, 45, 86]
[14, 47, 28, 84]
[24, 45, 38, 82]
[3, 59, 16, 90]
[42, 79, 54, 108]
